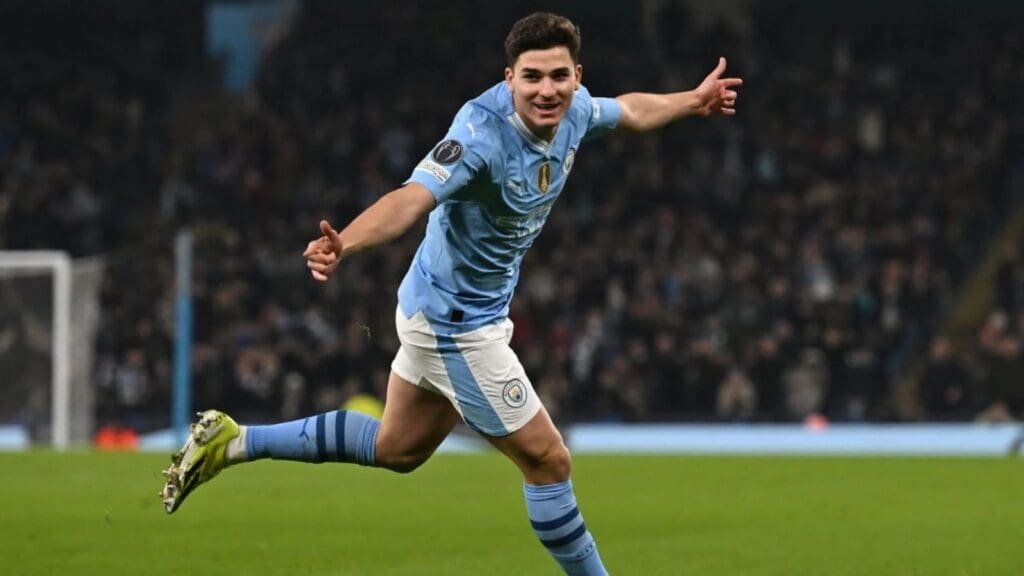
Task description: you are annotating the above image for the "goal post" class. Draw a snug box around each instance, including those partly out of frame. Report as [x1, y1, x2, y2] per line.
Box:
[0, 250, 103, 451]
[0, 251, 71, 450]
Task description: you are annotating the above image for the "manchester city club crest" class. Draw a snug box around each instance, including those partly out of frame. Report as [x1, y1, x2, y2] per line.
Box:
[564, 147, 576, 173]
[502, 379, 528, 408]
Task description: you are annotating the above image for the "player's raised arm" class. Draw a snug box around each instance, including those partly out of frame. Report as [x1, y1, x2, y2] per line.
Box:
[615, 57, 742, 132]
[303, 182, 436, 282]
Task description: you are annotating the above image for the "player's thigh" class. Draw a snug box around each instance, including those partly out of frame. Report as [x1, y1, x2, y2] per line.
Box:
[377, 370, 460, 458]
[486, 406, 571, 484]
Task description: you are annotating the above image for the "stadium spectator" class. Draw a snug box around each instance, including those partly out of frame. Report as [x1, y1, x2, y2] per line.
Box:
[973, 310, 1024, 422]
[918, 336, 974, 421]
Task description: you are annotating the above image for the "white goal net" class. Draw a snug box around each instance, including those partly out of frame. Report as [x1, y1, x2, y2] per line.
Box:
[0, 251, 103, 449]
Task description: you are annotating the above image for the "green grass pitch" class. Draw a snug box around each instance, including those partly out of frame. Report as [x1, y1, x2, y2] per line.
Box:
[1, 451, 1021, 575]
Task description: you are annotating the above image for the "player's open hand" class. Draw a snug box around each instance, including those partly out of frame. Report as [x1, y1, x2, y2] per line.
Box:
[303, 220, 344, 282]
[693, 57, 742, 117]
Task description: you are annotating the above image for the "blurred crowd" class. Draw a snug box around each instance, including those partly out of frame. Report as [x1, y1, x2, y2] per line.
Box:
[920, 240, 1024, 423]
[1, 1, 1021, 431]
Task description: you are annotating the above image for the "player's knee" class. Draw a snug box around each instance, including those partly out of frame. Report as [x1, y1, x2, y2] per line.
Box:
[386, 454, 427, 474]
[376, 445, 429, 474]
[528, 439, 572, 482]
[545, 442, 573, 480]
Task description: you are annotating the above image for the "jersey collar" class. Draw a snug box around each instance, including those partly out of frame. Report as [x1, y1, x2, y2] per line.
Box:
[507, 112, 554, 156]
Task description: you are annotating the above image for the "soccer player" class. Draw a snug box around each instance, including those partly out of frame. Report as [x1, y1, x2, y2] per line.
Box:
[161, 12, 741, 575]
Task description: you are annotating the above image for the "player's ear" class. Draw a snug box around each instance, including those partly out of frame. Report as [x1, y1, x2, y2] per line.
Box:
[504, 66, 514, 90]
[575, 64, 583, 90]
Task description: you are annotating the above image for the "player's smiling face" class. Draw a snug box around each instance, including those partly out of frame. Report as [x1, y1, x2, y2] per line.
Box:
[505, 46, 581, 141]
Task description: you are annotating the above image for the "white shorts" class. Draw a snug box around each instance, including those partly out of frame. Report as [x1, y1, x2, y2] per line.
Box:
[390, 307, 541, 437]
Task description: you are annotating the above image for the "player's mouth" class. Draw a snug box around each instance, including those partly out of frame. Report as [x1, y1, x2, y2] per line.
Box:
[533, 101, 561, 119]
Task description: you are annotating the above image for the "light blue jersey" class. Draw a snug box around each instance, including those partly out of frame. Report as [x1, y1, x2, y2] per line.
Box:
[399, 82, 621, 334]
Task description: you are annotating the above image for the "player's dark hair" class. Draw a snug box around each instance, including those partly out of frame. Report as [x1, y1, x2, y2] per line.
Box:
[504, 12, 581, 67]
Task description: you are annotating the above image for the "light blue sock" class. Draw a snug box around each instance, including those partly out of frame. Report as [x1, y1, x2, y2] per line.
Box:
[524, 480, 608, 576]
[246, 410, 378, 466]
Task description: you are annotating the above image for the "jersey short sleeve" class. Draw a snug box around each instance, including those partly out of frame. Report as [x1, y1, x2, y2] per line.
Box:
[574, 85, 622, 142]
[407, 104, 496, 204]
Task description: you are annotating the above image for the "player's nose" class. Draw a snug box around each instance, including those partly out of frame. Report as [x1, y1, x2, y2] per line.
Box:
[538, 78, 557, 97]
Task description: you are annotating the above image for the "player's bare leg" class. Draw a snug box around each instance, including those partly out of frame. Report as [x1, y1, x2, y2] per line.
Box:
[374, 370, 461, 472]
[487, 406, 571, 484]
[487, 408, 609, 576]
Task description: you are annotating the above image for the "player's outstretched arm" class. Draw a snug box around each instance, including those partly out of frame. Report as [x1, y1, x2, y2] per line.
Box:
[303, 182, 436, 282]
[615, 57, 742, 132]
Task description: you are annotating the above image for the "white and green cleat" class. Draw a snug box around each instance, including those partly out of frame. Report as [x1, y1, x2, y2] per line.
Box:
[160, 410, 240, 514]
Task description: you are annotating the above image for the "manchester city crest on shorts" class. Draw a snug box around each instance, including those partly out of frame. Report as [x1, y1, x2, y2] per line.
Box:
[502, 379, 528, 408]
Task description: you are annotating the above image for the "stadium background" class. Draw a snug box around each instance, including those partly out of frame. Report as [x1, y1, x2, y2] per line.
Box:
[4, 0, 1022, 438]
[1, 2, 1023, 575]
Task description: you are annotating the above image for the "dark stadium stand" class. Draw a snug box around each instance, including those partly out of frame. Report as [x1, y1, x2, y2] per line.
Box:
[1, 0, 1021, 431]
